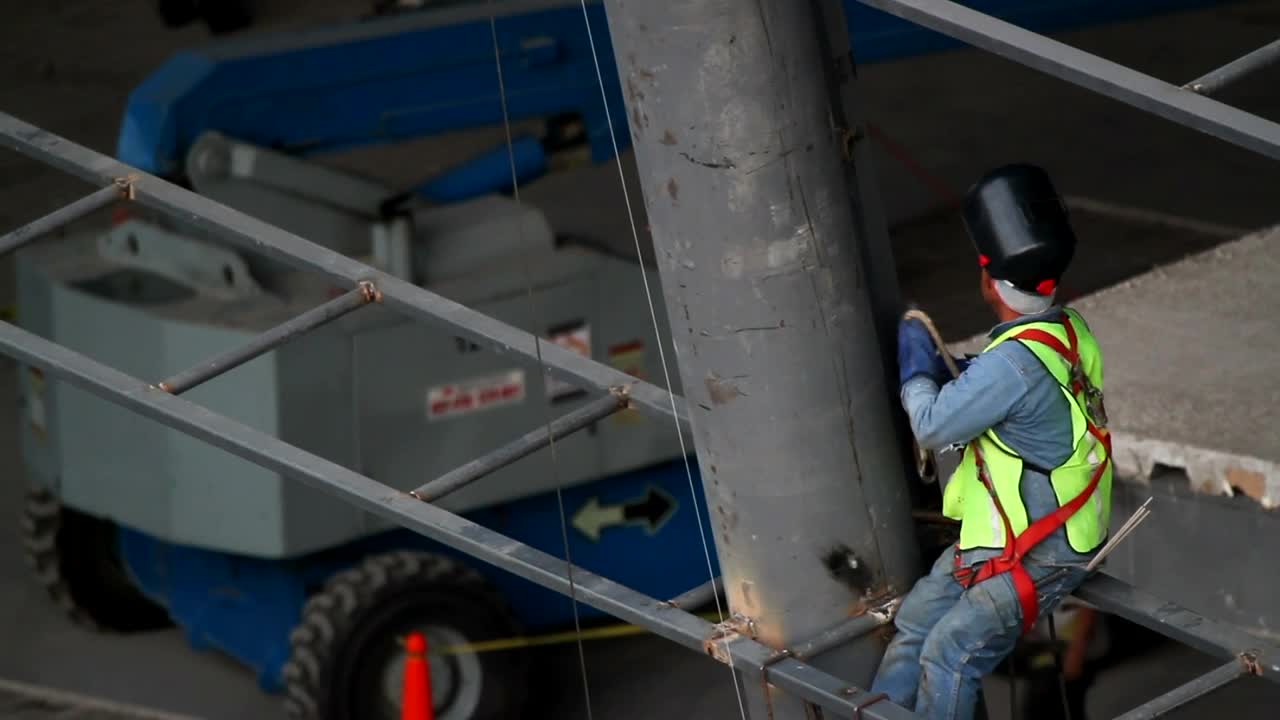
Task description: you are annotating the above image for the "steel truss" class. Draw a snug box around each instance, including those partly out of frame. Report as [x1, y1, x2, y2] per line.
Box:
[2, 4, 1279, 716]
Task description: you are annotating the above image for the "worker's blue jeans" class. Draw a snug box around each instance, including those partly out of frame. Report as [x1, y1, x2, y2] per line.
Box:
[870, 545, 1090, 720]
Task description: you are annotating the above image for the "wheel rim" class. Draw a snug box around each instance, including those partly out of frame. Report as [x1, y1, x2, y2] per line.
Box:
[371, 625, 483, 720]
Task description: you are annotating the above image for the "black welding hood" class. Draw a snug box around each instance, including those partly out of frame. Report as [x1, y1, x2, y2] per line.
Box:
[961, 163, 1076, 296]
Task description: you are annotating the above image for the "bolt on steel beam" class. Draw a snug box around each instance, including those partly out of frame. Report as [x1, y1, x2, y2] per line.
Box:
[1113, 656, 1251, 720]
[0, 317, 916, 720]
[0, 112, 690, 428]
[410, 390, 630, 502]
[156, 282, 381, 395]
[856, 0, 1280, 161]
[0, 183, 126, 256]
[1185, 38, 1280, 96]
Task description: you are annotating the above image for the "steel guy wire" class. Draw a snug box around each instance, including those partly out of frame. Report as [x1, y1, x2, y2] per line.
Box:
[573, 3, 750, 717]
[488, 8, 594, 718]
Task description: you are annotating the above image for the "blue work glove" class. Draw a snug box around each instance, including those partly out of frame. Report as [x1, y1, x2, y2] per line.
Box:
[897, 318, 949, 387]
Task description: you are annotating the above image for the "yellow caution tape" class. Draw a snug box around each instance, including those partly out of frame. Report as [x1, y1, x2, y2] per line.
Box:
[434, 611, 723, 656]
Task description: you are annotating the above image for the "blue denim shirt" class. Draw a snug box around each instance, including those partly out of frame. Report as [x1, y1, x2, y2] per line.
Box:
[902, 307, 1094, 566]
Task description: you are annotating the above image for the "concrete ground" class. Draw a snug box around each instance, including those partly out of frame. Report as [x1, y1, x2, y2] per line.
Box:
[2, 0, 1280, 718]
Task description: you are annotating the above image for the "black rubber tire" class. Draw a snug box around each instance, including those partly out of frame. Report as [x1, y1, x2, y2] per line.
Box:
[200, 0, 253, 34]
[283, 551, 528, 720]
[21, 486, 172, 633]
[156, 0, 200, 27]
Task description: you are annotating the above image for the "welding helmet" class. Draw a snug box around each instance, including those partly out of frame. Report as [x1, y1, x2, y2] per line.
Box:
[962, 164, 1075, 313]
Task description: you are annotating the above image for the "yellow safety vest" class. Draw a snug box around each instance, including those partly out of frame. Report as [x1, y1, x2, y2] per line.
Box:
[943, 308, 1112, 555]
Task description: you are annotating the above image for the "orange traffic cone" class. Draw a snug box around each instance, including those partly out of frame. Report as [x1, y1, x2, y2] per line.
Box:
[401, 631, 434, 720]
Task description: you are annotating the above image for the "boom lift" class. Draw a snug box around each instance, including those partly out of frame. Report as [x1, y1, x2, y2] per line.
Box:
[6, 0, 1270, 719]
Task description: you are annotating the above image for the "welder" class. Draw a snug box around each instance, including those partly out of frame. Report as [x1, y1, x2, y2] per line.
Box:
[870, 163, 1113, 719]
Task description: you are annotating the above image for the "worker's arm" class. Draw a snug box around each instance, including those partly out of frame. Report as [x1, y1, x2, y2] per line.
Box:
[901, 346, 1031, 450]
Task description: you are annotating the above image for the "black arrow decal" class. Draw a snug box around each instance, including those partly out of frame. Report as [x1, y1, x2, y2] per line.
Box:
[623, 486, 676, 533]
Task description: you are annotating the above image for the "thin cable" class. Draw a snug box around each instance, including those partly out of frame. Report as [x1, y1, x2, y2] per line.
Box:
[574, 3, 749, 716]
[1048, 614, 1075, 720]
[1009, 649, 1018, 720]
[488, 9, 594, 717]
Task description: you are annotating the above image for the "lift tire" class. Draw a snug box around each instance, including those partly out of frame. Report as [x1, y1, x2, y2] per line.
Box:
[21, 486, 173, 633]
[283, 550, 528, 720]
[200, 0, 253, 35]
[156, 0, 200, 27]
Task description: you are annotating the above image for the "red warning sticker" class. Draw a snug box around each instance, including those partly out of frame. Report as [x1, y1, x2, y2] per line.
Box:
[546, 322, 591, 402]
[607, 340, 646, 379]
[427, 370, 526, 421]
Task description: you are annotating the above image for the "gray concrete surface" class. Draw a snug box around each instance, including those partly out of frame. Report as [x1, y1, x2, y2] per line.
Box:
[3, 0, 1280, 719]
[1071, 226, 1280, 506]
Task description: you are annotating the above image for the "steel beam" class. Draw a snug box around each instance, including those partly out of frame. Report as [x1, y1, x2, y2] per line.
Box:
[0, 317, 914, 720]
[0, 183, 124, 255]
[410, 391, 629, 502]
[600, 1, 920, 716]
[1113, 658, 1250, 720]
[856, 0, 1280, 161]
[1185, 38, 1280, 97]
[1075, 573, 1280, 678]
[157, 283, 379, 395]
[789, 598, 899, 661]
[0, 112, 690, 428]
[667, 576, 725, 610]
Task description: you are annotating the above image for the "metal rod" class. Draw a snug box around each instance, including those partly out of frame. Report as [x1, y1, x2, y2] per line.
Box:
[0, 318, 916, 720]
[1113, 658, 1249, 720]
[1086, 497, 1152, 572]
[856, 0, 1280, 162]
[0, 184, 123, 256]
[1185, 38, 1280, 96]
[157, 283, 379, 395]
[410, 392, 629, 502]
[1074, 573, 1280, 677]
[791, 599, 900, 660]
[0, 111, 690, 429]
[666, 576, 724, 610]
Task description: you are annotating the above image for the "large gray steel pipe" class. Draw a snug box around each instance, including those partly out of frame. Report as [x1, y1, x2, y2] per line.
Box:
[599, 1, 920, 716]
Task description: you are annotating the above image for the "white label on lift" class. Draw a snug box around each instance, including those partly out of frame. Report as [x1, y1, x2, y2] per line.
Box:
[546, 322, 591, 402]
[427, 370, 526, 421]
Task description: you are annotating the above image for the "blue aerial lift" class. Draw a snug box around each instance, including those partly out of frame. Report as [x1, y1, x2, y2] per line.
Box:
[16, 1, 1230, 718]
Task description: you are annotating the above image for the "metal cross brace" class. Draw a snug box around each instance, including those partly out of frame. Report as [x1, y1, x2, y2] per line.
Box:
[0, 110, 913, 718]
[0, 304, 917, 720]
[0, 112, 691, 429]
[6, 108, 1280, 716]
[856, 0, 1280, 161]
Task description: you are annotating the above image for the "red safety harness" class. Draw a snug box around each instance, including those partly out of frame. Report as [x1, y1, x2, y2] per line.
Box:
[951, 315, 1112, 634]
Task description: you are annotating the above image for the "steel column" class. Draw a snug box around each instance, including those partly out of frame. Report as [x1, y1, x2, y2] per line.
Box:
[600, 1, 920, 716]
[856, 0, 1280, 161]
